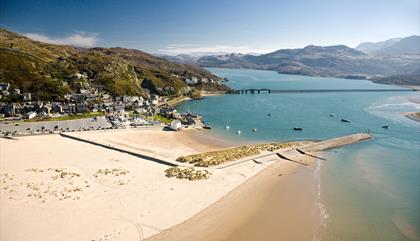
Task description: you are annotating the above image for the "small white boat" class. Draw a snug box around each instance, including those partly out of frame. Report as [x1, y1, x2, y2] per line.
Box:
[225, 125, 230, 130]
[236, 130, 241, 135]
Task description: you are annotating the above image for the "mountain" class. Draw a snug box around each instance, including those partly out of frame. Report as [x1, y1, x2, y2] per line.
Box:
[196, 44, 420, 85]
[378, 36, 420, 55]
[356, 36, 420, 55]
[356, 38, 402, 53]
[0, 29, 227, 100]
[159, 54, 200, 65]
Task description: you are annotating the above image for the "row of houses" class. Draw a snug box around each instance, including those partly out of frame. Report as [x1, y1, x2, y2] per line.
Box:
[0, 81, 165, 119]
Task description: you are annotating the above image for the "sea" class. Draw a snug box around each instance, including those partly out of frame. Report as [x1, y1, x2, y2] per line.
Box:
[177, 68, 420, 241]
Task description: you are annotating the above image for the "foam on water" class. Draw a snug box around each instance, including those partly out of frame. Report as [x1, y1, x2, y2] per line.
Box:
[312, 159, 328, 241]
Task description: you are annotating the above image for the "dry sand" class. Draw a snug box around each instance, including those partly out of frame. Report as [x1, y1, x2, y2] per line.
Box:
[0, 129, 297, 241]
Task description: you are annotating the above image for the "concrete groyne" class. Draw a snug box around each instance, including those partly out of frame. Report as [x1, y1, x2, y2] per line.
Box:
[298, 133, 372, 152]
[60, 132, 178, 167]
[218, 133, 372, 169]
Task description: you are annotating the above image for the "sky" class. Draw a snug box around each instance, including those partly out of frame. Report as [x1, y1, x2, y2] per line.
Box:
[1, 0, 419, 55]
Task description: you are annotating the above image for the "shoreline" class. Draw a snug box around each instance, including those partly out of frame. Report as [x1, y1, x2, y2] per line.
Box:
[1, 128, 292, 241]
[1, 128, 371, 241]
[144, 150, 320, 241]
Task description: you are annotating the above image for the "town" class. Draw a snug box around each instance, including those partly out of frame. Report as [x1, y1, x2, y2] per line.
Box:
[0, 74, 215, 136]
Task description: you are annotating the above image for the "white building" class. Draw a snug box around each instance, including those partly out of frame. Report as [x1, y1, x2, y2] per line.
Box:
[25, 111, 37, 119]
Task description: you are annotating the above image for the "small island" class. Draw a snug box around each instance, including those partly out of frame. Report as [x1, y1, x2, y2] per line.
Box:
[405, 112, 420, 122]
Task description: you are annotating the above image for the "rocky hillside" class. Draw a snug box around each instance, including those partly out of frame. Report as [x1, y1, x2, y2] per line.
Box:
[0, 29, 227, 100]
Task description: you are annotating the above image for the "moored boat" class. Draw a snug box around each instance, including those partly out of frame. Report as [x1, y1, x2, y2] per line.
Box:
[203, 125, 212, 129]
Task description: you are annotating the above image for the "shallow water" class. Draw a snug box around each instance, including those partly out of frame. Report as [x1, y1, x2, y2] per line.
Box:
[177, 68, 420, 241]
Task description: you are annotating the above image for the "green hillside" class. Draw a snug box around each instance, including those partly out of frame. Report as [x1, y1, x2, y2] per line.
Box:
[0, 29, 227, 100]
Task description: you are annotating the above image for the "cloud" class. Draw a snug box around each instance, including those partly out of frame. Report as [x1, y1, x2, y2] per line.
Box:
[24, 32, 98, 47]
[159, 44, 274, 55]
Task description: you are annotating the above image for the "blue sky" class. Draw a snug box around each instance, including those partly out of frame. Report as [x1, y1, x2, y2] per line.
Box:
[1, 0, 419, 54]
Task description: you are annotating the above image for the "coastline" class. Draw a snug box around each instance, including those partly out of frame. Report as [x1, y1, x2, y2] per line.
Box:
[1, 124, 371, 241]
[0, 128, 299, 241]
[144, 151, 319, 241]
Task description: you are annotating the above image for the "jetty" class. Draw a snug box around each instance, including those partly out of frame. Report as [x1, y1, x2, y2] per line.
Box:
[229, 88, 416, 94]
[218, 133, 372, 169]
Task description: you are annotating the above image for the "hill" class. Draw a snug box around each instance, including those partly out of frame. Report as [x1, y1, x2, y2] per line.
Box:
[195, 44, 420, 85]
[356, 38, 402, 53]
[357, 36, 420, 55]
[0, 29, 227, 101]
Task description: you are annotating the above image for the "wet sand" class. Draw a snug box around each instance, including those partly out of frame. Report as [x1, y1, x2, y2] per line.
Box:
[144, 155, 319, 241]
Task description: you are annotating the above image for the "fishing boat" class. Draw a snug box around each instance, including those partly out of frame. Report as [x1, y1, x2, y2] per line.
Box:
[382, 125, 389, 129]
[341, 118, 351, 123]
[293, 127, 303, 131]
[236, 130, 241, 135]
[252, 128, 257, 132]
[225, 120, 230, 130]
[203, 125, 212, 129]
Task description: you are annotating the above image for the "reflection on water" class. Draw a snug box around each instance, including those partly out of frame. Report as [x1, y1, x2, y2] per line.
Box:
[177, 68, 420, 241]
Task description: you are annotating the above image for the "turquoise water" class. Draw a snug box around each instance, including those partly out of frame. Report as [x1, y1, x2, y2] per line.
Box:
[177, 68, 420, 241]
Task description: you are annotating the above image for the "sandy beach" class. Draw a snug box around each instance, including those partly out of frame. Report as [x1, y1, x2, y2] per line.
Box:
[1, 126, 370, 241]
[0, 128, 304, 241]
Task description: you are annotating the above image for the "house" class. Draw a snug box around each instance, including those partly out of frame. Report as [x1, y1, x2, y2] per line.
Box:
[122, 96, 139, 103]
[185, 77, 198, 85]
[114, 103, 125, 114]
[71, 94, 86, 102]
[40, 104, 52, 115]
[22, 93, 31, 101]
[64, 103, 76, 114]
[76, 103, 88, 113]
[73, 72, 88, 80]
[200, 78, 208, 83]
[0, 83, 10, 91]
[25, 111, 37, 119]
[51, 103, 63, 113]
[3, 103, 16, 116]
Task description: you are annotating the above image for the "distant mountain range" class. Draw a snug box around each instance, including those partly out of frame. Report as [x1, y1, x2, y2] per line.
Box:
[356, 36, 420, 55]
[0, 29, 227, 100]
[162, 36, 420, 86]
